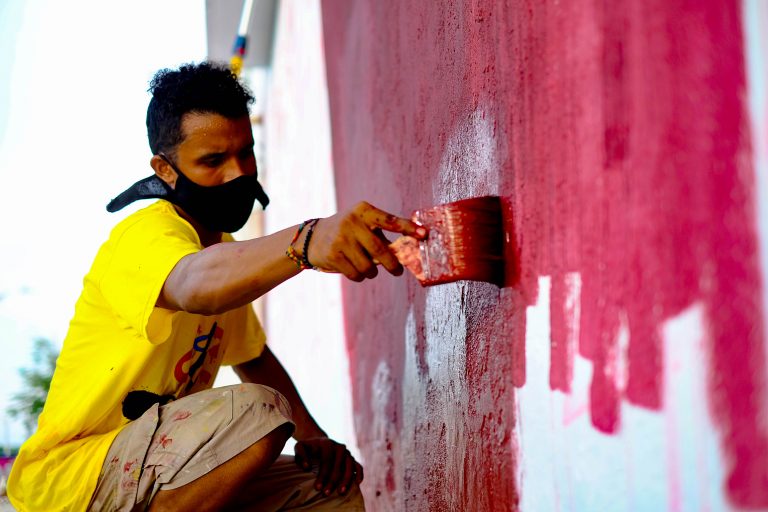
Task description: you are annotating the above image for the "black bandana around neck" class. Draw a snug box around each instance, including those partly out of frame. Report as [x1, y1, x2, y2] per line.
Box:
[106, 156, 269, 233]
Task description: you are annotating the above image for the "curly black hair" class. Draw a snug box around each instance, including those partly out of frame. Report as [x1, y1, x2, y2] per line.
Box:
[146, 61, 255, 155]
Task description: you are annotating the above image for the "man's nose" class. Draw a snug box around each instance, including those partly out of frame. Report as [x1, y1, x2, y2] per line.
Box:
[223, 159, 254, 182]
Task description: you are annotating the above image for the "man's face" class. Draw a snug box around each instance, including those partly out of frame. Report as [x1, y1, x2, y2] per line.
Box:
[166, 112, 256, 187]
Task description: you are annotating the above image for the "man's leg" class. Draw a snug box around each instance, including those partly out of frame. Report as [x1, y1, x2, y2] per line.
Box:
[89, 383, 295, 511]
[90, 383, 364, 511]
[230, 455, 365, 511]
[152, 451, 364, 512]
[149, 423, 293, 512]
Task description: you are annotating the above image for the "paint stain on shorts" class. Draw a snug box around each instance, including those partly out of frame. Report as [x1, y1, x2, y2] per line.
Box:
[158, 433, 173, 449]
[172, 410, 192, 421]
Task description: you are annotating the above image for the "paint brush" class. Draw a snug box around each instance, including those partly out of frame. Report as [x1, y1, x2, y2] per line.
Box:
[389, 196, 505, 287]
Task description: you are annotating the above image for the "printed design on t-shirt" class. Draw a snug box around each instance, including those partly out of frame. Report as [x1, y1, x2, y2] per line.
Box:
[174, 322, 224, 394]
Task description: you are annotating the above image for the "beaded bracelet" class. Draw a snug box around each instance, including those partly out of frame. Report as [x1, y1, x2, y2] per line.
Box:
[286, 221, 309, 269]
[286, 245, 306, 269]
[302, 218, 320, 269]
[285, 219, 319, 270]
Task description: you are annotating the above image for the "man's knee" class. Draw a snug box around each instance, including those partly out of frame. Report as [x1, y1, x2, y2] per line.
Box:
[147, 423, 297, 512]
[227, 384, 295, 451]
[229, 383, 293, 421]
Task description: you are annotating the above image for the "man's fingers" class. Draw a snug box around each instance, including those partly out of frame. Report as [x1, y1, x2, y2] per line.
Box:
[345, 241, 380, 279]
[338, 452, 355, 495]
[328, 232, 379, 280]
[295, 439, 363, 496]
[294, 442, 311, 470]
[311, 202, 427, 278]
[332, 252, 366, 282]
[356, 202, 427, 239]
[358, 229, 402, 276]
[315, 445, 335, 492]
[372, 227, 393, 245]
[324, 445, 347, 495]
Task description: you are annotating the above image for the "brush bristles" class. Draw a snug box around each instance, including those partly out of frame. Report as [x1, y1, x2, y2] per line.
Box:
[413, 196, 504, 286]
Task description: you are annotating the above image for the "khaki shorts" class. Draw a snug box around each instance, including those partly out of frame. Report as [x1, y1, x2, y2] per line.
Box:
[88, 383, 364, 511]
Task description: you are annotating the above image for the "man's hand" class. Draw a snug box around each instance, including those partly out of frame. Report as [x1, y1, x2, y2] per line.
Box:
[294, 437, 364, 496]
[307, 201, 428, 281]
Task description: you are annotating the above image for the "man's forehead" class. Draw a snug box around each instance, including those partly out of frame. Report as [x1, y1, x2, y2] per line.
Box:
[179, 112, 253, 150]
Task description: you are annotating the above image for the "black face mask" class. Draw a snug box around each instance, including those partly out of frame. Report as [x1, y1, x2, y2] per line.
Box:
[106, 155, 269, 233]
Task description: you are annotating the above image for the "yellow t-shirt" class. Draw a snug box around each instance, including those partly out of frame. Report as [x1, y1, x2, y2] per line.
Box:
[8, 200, 266, 511]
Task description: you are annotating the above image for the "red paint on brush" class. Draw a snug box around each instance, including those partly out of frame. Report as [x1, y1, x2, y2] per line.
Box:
[323, 0, 768, 507]
[391, 196, 505, 286]
[413, 196, 504, 286]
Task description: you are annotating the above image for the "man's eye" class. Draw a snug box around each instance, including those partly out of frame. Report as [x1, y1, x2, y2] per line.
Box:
[203, 157, 223, 167]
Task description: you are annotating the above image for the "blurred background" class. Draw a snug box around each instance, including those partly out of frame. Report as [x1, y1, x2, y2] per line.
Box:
[0, 0, 208, 451]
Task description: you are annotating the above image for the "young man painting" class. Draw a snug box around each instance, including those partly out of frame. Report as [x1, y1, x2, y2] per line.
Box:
[8, 62, 426, 511]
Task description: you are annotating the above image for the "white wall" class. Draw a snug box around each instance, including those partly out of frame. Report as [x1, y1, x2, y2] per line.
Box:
[260, 0, 358, 458]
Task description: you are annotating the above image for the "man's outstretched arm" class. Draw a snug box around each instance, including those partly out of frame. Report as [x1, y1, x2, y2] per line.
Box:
[234, 348, 363, 497]
[157, 202, 427, 315]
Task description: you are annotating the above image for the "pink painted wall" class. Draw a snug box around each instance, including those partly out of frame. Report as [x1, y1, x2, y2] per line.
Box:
[321, 1, 767, 510]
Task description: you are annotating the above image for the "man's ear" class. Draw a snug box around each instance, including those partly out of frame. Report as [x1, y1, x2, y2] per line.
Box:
[150, 154, 177, 189]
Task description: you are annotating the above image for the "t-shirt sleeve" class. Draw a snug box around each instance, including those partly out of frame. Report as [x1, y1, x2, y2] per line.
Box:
[221, 304, 267, 366]
[99, 212, 201, 343]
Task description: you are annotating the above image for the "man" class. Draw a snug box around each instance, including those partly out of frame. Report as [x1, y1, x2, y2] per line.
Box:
[7, 62, 426, 511]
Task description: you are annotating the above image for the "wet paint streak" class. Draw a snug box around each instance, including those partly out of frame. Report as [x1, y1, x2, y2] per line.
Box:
[703, 2, 768, 502]
[323, 0, 768, 508]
